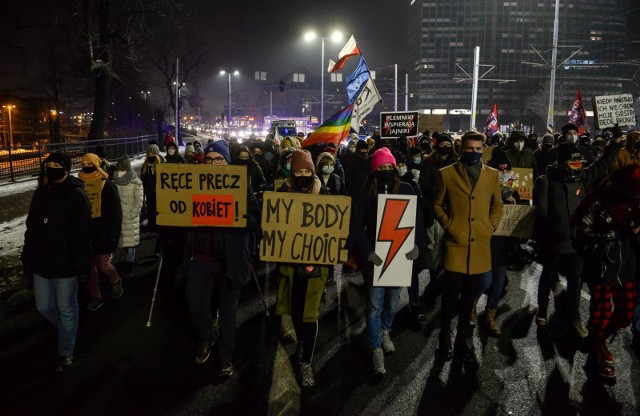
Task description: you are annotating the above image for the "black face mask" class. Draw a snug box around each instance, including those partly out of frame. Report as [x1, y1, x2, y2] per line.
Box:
[375, 170, 395, 187]
[82, 166, 97, 174]
[46, 167, 66, 182]
[420, 143, 432, 153]
[147, 156, 156, 164]
[357, 151, 368, 159]
[294, 175, 314, 189]
[436, 146, 451, 155]
[237, 159, 249, 165]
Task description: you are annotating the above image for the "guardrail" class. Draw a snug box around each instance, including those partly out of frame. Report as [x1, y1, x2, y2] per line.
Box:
[0, 135, 157, 182]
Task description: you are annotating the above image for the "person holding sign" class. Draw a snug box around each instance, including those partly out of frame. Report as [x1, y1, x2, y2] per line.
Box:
[433, 131, 503, 362]
[349, 147, 423, 376]
[274, 150, 330, 389]
[611, 130, 640, 172]
[180, 140, 259, 379]
[78, 153, 123, 312]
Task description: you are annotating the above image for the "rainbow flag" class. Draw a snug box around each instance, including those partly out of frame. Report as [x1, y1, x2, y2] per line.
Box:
[302, 105, 353, 148]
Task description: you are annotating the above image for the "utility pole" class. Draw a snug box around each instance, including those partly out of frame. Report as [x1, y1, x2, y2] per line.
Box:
[394, 64, 398, 111]
[470, 46, 480, 130]
[547, 0, 560, 132]
[175, 58, 180, 142]
[405, 73, 409, 111]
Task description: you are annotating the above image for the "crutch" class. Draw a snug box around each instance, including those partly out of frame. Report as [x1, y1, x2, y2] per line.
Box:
[146, 255, 163, 327]
[251, 266, 270, 317]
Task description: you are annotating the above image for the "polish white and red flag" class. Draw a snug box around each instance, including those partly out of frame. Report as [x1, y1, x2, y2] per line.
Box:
[327, 35, 361, 73]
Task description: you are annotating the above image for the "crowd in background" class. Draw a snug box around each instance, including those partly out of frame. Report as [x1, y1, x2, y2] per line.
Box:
[20, 123, 640, 389]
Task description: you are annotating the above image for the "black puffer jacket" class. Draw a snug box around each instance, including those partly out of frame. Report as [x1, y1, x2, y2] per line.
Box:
[533, 142, 622, 253]
[22, 176, 94, 278]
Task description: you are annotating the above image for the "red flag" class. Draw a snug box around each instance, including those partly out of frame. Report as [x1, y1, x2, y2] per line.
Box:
[568, 88, 588, 134]
[327, 35, 361, 73]
[482, 102, 499, 137]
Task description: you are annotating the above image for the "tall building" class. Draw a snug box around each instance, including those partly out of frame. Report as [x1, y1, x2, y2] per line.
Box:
[408, 0, 632, 132]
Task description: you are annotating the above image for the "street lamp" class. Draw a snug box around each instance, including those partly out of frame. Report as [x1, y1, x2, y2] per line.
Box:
[304, 30, 343, 122]
[3, 105, 15, 149]
[220, 70, 239, 128]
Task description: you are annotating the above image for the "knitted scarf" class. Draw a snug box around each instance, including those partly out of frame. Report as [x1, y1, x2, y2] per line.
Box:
[113, 169, 137, 186]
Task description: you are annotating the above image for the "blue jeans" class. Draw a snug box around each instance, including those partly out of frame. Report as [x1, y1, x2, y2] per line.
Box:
[471, 270, 493, 301]
[485, 266, 506, 310]
[34, 274, 79, 356]
[367, 286, 401, 349]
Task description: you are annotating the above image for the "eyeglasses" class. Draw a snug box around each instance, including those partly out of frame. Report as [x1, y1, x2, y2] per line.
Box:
[205, 156, 226, 164]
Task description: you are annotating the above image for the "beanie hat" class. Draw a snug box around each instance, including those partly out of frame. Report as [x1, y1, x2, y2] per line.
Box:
[324, 143, 337, 154]
[147, 144, 161, 156]
[347, 139, 359, 148]
[116, 155, 131, 171]
[315, 152, 335, 171]
[436, 132, 454, 146]
[192, 139, 202, 148]
[409, 146, 422, 156]
[510, 130, 527, 142]
[203, 140, 231, 163]
[393, 151, 407, 165]
[371, 147, 396, 172]
[350, 132, 359, 140]
[356, 140, 369, 151]
[185, 144, 195, 154]
[166, 141, 178, 150]
[557, 143, 582, 163]
[188, 153, 205, 164]
[593, 137, 606, 147]
[45, 151, 71, 173]
[80, 153, 109, 179]
[561, 123, 578, 136]
[291, 150, 315, 174]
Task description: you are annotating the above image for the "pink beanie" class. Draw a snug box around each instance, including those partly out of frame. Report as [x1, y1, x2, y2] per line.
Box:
[371, 147, 396, 172]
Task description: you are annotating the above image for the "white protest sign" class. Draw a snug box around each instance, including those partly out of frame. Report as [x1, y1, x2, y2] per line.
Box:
[592, 93, 636, 129]
[373, 194, 417, 287]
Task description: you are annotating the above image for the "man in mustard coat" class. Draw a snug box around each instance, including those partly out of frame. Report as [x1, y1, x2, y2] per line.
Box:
[433, 131, 503, 362]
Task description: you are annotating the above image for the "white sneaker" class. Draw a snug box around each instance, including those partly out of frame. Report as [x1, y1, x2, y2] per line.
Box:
[381, 330, 395, 353]
[372, 348, 386, 375]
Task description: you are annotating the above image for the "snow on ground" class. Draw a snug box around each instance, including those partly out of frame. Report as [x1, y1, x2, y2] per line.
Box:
[0, 154, 148, 259]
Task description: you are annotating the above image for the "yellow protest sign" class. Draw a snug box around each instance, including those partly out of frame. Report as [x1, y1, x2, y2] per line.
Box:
[155, 164, 247, 227]
[482, 146, 495, 164]
[260, 191, 351, 265]
[512, 168, 534, 200]
[84, 179, 103, 218]
[494, 204, 536, 238]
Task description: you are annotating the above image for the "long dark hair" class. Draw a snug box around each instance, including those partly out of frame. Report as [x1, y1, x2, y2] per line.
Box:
[368, 169, 400, 197]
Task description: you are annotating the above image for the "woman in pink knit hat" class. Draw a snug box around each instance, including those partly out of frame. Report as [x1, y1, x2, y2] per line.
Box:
[349, 147, 424, 377]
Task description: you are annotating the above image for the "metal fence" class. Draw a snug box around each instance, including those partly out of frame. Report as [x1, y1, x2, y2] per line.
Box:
[0, 135, 157, 182]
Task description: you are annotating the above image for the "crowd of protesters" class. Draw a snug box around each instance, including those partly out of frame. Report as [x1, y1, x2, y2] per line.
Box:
[20, 124, 640, 388]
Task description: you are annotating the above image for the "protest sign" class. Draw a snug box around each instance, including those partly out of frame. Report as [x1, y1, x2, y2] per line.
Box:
[84, 179, 103, 218]
[373, 194, 417, 287]
[592, 94, 636, 129]
[494, 204, 535, 238]
[481, 146, 495, 164]
[418, 114, 443, 135]
[380, 111, 419, 138]
[512, 168, 534, 200]
[155, 164, 247, 227]
[260, 191, 351, 265]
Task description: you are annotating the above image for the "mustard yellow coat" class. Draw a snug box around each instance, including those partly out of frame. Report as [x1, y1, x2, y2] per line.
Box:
[433, 162, 503, 274]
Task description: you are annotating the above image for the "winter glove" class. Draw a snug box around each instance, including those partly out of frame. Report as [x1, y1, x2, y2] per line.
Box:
[612, 123, 624, 140]
[367, 251, 383, 266]
[411, 169, 421, 181]
[405, 244, 420, 261]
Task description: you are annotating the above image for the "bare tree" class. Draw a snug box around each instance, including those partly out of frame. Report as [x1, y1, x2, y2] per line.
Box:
[524, 80, 569, 131]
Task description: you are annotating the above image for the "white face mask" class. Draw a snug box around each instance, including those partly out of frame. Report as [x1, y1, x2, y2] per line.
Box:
[322, 165, 334, 174]
[413, 157, 422, 165]
[514, 141, 524, 151]
[168, 148, 176, 156]
[566, 133, 579, 144]
[116, 170, 127, 177]
[397, 166, 408, 176]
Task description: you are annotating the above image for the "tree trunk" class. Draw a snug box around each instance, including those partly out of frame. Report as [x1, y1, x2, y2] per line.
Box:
[87, 70, 112, 140]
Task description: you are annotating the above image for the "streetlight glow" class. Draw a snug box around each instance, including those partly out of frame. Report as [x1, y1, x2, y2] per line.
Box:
[302, 29, 343, 122]
[220, 70, 240, 128]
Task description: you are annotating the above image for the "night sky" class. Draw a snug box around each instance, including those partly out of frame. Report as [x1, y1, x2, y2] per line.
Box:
[0, 0, 408, 118]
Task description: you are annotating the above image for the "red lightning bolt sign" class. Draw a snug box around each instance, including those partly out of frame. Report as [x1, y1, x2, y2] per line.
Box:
[376, 198, 413, 279]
